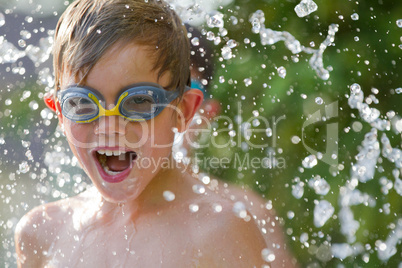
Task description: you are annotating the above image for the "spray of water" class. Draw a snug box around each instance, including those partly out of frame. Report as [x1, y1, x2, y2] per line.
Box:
[0, 0, 400, 266]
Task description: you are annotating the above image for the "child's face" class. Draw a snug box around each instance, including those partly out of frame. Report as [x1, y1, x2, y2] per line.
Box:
[59, 42, 178, 203]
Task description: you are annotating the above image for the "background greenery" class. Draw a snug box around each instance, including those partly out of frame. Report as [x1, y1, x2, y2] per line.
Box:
[0, 0, 401, 267]
[199, 0, 401, 267]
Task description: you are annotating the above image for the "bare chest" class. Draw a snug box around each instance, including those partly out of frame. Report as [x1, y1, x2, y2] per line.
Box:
[43, 215, 203, 268]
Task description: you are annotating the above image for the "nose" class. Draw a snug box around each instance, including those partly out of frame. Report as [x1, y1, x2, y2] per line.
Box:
[94, 114, 126, 136]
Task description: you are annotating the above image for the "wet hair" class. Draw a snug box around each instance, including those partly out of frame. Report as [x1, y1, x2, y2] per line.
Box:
[185, 24, 214, 90]
[53, 0, 190, 95]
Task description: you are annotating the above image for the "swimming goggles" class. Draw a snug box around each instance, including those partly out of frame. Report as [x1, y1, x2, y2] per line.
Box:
[58, 82, 190, 123]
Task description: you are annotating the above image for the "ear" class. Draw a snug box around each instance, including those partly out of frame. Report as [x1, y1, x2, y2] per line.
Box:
[43, 92, 63, 123]
[176, 89, 204, 133]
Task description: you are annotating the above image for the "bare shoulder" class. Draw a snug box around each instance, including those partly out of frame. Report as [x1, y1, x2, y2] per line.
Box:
[174, 175, 267, 267]
[190, 192, 267, 267]
[211, 180, 299, 267]
[14, 190, 92, 266]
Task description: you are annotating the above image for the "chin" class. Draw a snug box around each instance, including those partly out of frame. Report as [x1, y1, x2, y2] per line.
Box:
[92, 176, 145, 204]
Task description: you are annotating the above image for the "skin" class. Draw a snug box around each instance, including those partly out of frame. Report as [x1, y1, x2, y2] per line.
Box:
[14, 42, 270, 267]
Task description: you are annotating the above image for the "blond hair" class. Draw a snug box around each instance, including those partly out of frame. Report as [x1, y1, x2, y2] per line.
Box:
[53, 0, 190, 94]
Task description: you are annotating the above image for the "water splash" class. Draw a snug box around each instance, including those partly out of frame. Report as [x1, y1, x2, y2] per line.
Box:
[294, 0, 318, 18]
[330, 83, 402, 260]
[313, 200, 334, 227]
[249, 10, 338, 80]
[302, 154, 318, 168]
[308, 175, 330, 195]
[0, 33, 54, 87]
[377, 219, 402, 261]
[350, 128, 380, 183]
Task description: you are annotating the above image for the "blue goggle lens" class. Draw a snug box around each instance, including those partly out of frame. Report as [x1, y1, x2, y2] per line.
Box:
[62, 94, 99, 121]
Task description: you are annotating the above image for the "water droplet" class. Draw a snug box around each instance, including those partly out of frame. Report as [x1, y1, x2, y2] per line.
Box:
[221, 46, 233, 60]
[163, 190, 175, 202]
[232, 201, 247, 219]
[25, 16, 33, 23]
[292, 181, 304, 199]
[207, 11, 224, 28]
[19, 161, 30, 174]
[300, 232, 309, 243]
[396, 19, 402, 28]
[395, 119, 402, 133]
[0, 12, 5, 27]
[191, 37, 199, 46]
[351, 13, 359, 20]
[294, 0, 318, 18]
[226, 39, 238, 48]
[352, 121, 363, 132]
[243, 78, 252, 87]
[18, 39, 27, 48]
[212, 203, 223, 213]
[309, 176, 330, 195]
[350, 83, 361, 94]
[266, 128, 273, 137]
[291, 136, 301, 144]
[277, 66, 287, 78]
[189, 204, 199, 213]
[249, 10, 265, 34]
[261, 248, 276, 262]
[5, 99, 12, 106]
[206, 31, 215, 41]
[229, 16, 238, 25]
[219, 28, 228, 37]
[302, 155, 318, 168]
[315, 97, 323, 105]
[29, 100, 39, 111]
[219, 76, 225, 83]
[287, 210, 295, 219]
[20, 30, 32, 40]
[192, 184, 205, 194]
[395, 87, 402, 94]
[314, 200, 334, 227]
[214, 36, 221, 45]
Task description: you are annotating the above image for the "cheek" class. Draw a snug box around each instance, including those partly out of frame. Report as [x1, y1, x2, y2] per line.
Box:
[64, 121, 96, 149]
[149, 115, 176, 148]
[125, 116, 176, 151]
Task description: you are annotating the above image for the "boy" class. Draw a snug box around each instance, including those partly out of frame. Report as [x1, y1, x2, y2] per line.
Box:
[14, 0, 271, 267]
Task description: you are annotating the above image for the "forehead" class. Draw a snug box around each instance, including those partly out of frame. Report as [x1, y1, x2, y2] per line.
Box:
[62, 42, 171, 90]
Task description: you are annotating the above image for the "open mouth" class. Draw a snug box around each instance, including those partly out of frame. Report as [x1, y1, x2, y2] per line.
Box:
[94, 149, 138, 183]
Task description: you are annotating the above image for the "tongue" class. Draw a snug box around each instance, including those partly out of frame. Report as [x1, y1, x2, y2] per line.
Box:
[106, 153, 132, 172]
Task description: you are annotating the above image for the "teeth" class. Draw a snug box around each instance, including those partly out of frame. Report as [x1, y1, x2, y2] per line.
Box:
[97, 150, 125, 156]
